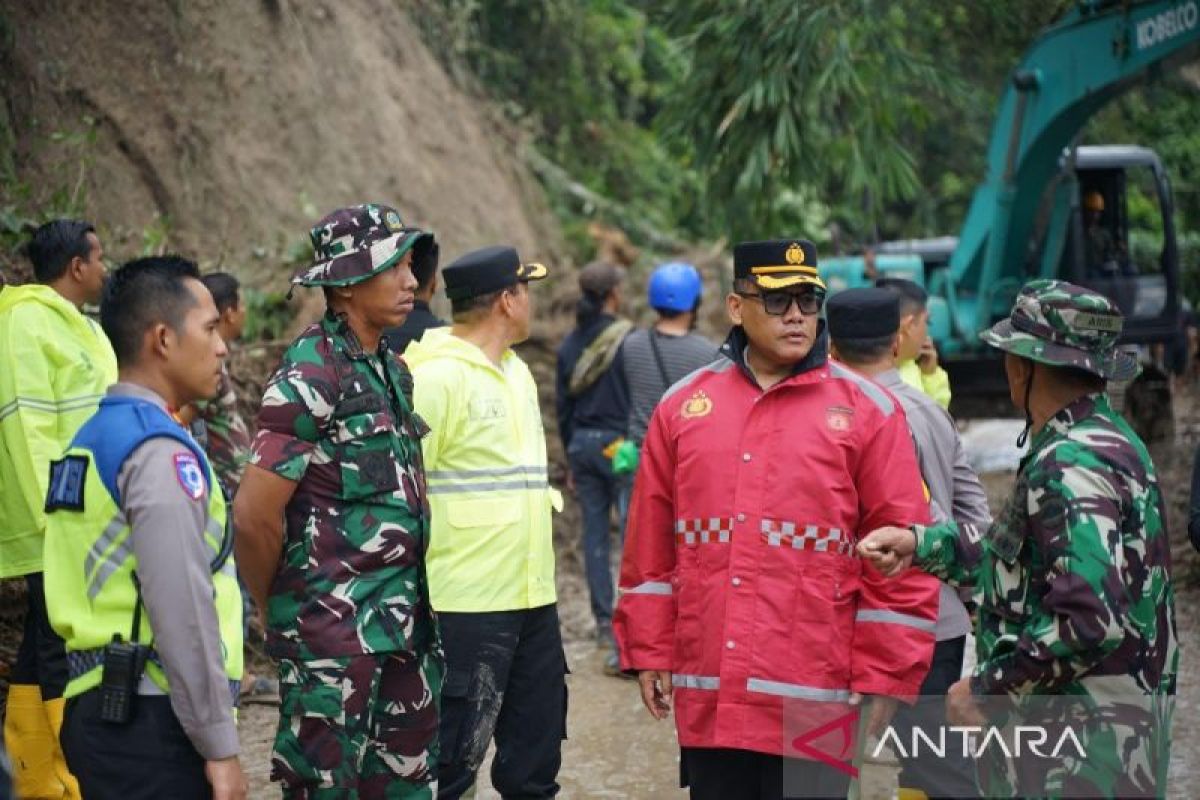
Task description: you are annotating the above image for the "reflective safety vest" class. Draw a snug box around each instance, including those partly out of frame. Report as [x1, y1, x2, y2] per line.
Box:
[407, 328, 563, 612]
[43, 396, 243, 700]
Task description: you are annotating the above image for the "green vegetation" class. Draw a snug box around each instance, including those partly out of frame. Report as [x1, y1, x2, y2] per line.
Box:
[416, 0, 1200, 274]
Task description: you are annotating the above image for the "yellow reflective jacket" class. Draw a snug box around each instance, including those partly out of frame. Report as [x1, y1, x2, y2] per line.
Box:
[0, 285, 117, 577]
[406, 328, 562, 612]
[44, 396, 242, 699]
[897, 358, 951, 410]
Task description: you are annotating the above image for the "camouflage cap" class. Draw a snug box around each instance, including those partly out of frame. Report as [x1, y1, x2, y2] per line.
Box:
[980, 279, 1138, 381]
[292, 203, 434, 288]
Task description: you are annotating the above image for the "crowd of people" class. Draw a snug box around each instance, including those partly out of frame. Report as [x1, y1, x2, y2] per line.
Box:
[0, 206, 1179, 800]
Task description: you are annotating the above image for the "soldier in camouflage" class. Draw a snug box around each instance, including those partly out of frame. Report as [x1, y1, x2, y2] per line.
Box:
[859, 279, 1178, 799]
[233, 204, 442, 798]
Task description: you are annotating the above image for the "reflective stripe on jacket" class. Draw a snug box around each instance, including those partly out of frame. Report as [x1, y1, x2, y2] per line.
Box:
[0, 284, 117, 577]
[615, 328, 939, 756]
[407, 328, 562, 612]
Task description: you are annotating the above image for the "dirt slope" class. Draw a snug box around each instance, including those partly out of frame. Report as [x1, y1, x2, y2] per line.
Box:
[0, 0, 563, 278]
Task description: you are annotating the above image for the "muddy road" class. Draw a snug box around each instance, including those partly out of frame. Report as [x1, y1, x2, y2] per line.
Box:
[239, 414, 1200, 798]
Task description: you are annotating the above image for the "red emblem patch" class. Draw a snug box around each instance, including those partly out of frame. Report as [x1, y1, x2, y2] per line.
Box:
[825, 406, 853, 434]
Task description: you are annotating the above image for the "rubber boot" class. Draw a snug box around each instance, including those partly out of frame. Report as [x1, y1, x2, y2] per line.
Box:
[4, 684, 75, 799]
[42, 696, 81, 799]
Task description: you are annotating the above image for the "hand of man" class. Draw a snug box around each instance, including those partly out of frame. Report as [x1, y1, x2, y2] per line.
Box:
[849, 692, 902, 739]
[856, 526, 917, 577]
[917, 337, 939, 374]
[206, 756, 248, 800]
[638, 670, 673, 720]
[946, 677, 987, 727]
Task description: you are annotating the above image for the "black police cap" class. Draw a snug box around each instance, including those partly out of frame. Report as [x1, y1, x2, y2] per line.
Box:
[442, 245, 548, 301]
[826, 288, 900, 340]
[733, 239, 825, 291]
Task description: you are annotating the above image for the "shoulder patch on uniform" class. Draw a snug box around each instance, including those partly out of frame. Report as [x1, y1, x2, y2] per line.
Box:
[45, 455, 89, 512]
[173, 452, 206, 501]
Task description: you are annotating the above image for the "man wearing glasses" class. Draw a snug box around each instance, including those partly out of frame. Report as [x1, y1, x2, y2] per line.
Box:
[614, 239, 939, 799]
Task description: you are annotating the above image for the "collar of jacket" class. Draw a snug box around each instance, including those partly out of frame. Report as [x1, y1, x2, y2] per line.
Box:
[405, 327, 513, 374]
[0, 282, 84, 320]
[719, 321, 829, 387]
[321, 309, 391, 359]
[1021, 391, 1107, 467]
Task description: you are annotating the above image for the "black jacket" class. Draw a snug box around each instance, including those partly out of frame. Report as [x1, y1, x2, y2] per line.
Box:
[383, 300, 446, 354]
[555, 314, 630, 449]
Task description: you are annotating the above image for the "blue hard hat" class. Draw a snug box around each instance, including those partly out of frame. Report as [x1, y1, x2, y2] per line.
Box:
[648, 262, 703, 312]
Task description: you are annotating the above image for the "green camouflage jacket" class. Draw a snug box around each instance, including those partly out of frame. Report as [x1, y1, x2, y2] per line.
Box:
[915, 392, 1177, 796]
[194, 364, 251, 492]
[250, 311, 435, 660]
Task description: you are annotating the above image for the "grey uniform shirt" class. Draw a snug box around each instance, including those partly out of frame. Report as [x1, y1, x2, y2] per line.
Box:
[110, 382, 239, 760]
[621, 327, 720, 446]
[875, 369, 991, 641]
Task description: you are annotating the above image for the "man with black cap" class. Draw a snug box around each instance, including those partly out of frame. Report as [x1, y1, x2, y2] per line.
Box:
[234, 204, 442, 797]
[827, 287, 988, 799]
[383, 240, 445, 353]
[615, 239, 939, 799]
[859, 280, 1178, 798]
[405, 246, 565, 799]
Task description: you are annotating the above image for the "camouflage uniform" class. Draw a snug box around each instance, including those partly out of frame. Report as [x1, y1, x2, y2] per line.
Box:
[250, 204, 442, 798]
[193, 364, 251, 491]
[914, 280, 1178, 798]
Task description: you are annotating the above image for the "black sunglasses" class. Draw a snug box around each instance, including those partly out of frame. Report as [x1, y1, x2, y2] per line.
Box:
[736, 290, 824, 316]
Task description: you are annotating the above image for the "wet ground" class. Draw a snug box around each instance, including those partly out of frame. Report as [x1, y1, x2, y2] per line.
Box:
[241, 414, 1200, 798]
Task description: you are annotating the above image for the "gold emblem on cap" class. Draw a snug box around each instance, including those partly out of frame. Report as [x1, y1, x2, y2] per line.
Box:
[681, 390, 713, 420]
[785, 242, 806, 266]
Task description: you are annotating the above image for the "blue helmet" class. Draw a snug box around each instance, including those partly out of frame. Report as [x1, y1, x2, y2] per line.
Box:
[648, 261, 703, 313]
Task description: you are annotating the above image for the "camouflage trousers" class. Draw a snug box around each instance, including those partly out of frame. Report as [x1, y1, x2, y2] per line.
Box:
[972, 690, 1174, 799]
[271, 649, 442, 799]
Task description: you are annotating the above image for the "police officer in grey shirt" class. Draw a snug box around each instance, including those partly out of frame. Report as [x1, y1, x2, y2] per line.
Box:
[827, 287, 989, 799]
[47, 256, 247, 800]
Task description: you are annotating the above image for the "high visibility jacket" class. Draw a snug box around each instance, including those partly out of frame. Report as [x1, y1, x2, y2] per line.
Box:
[0, 284, 117, 577]
[615, 328, 939, 757]
[43, 396, 243, 700]
[407, 328, 562, 612]
[897, 358, 951, 410]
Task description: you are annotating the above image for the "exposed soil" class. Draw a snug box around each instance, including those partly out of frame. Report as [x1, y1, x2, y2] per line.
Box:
[0, 0, 565, 304]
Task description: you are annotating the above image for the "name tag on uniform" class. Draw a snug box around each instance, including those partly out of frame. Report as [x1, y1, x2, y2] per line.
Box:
[45, 455, 89, 512]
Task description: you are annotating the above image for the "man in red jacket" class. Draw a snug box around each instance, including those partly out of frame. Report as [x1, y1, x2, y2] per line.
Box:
[614, 239, 939, 799]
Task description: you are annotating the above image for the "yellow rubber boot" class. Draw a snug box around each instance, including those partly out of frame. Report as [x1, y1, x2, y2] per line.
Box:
[43, 696, 81, 799]
[3, 684, 77, 799]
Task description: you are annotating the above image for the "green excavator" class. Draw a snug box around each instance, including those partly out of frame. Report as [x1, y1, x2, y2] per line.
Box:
[822, 0, 1200, 428]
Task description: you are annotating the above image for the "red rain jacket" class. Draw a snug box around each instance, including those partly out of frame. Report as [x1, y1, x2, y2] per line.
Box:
[615, 329, 938, 757]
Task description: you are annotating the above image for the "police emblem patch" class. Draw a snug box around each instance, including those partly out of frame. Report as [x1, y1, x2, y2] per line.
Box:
[785, 242, 806, 265]
[825, 406, 853, 434]
[173, 452, 205, 500]
[681, 390, 713, 419]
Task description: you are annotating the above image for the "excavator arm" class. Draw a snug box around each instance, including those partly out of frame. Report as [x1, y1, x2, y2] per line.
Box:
[947, 0, 1200, 345]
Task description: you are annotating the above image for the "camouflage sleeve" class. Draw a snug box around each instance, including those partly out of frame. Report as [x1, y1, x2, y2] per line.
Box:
[249, 357, 336, 482]
[975, 443, 1127, 695]
[914, 519, 986, 587]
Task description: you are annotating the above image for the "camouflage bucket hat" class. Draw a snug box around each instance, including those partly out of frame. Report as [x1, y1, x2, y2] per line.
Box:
[292, 203, 434, 288]
[980, 279, 1139, 381]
